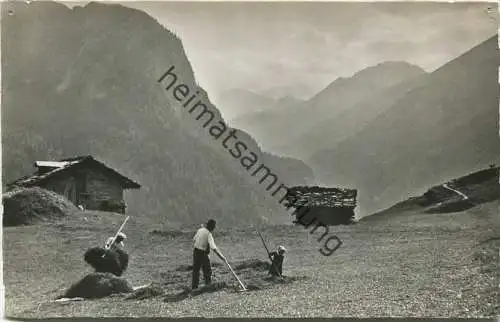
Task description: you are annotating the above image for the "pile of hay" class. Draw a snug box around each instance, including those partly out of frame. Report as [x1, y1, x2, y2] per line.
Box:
[174, 261, 224, 272]
[157, 259, 307, 302]
[84, 247, 129, 277]
[60, 272, 133, 299]
[56, 259, 307, 303]
[163, 282, 228, 303]
[234, 259, 271, 271]
[3, 187, 78, 226]
[126, 283, 164, 300]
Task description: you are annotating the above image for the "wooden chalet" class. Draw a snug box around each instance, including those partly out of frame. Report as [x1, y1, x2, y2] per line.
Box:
[284, 186, 357, 225]
[7, 156, 140, 214]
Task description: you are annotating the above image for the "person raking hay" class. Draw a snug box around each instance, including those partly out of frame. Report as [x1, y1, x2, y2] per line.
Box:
[268, 245, 286, 277]
[191, 219, 227, 290]
[84, 231, 130, 277]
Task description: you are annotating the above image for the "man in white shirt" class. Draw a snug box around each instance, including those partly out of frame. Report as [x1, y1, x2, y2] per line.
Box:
[192, 219, 226, 290]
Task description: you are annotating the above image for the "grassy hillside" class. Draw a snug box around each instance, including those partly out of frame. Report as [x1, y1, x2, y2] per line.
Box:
[4, 197, 498, 317]
[363, 166, 500, 221]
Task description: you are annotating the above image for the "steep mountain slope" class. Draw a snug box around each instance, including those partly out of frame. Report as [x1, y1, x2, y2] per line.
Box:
[216, 89, 303, 121]
[217, 89, 274, 120]
[231, 61, 426, 158]
[311, 35, 500, 217]
[278, 72, 428, 158]
[2, 1, 312, 227]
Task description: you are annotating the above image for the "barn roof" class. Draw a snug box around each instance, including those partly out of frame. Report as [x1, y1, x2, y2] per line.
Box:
[7, 156, 141, 190]
[285, 185, 357, 208]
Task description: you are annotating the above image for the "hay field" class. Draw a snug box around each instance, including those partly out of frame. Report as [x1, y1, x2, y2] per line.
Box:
[3, 197, 498, 318]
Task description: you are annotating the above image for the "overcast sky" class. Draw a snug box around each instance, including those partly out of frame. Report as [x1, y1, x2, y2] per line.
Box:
[65, 1, 497, 102]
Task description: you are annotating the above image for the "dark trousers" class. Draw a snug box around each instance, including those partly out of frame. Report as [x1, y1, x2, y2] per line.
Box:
[192, 248, 212, 289]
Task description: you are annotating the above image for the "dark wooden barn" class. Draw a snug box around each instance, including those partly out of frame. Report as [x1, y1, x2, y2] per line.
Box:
[7, 156, 140, 214]
[284, 186, 357, 225]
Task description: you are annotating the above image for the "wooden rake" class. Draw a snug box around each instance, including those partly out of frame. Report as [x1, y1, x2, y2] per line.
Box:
[218, 249, 247, 292]
[224, 259, 248, 292]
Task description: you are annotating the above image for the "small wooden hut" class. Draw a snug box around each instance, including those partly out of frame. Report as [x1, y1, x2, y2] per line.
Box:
[7, 156, 140, 214]
[284, 186, 357, 225]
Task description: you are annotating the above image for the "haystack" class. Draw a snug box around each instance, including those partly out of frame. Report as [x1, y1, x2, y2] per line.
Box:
[175, 261, 224, 272]
[3, 187, 78, 226]
[84, 247, 129, 277]
[125, 283, 164, 300]
[234, 259, 271, 271]
[159, 258, 306, 302]
[163, 281, 228, 302]
[60, 272, 133, 299]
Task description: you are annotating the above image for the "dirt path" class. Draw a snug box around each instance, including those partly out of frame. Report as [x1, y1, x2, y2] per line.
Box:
[442, 183, 469, 200]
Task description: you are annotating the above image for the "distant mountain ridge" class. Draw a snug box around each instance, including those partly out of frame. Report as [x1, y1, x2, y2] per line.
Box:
[217, 88, 304, 122]
[279, 66, 429, 158]
[230, 61, 427, 159]
[311, 35, 500, 217]
[2, 1, 313, 228]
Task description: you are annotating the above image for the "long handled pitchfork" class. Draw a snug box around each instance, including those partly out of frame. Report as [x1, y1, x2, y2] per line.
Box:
[105, 215, 130, 250]
[101, 215, 130, 258]
[223, 258, 247, 292]
[217, 249, 247, 292]
[257, 230, 281, 277]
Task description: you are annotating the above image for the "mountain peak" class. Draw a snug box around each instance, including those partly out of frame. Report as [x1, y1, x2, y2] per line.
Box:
[311, 60, 427, 109]
[349, 61, 426, 81]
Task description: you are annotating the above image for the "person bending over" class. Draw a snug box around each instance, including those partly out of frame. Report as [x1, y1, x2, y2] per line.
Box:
[268, 245, 286, 277]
